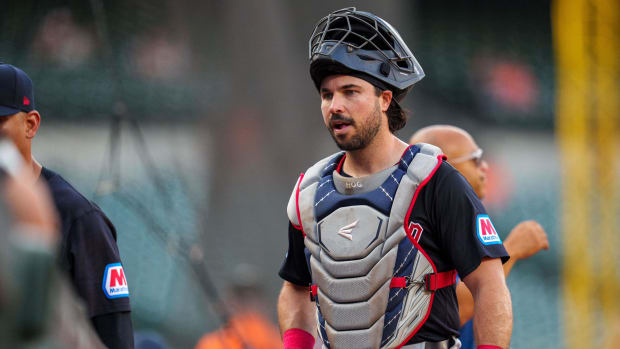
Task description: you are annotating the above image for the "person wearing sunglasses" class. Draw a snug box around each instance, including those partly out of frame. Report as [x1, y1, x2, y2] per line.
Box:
[410, 124, 549, 349]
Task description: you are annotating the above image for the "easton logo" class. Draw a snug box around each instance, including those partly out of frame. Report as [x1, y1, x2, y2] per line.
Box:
[476, 215, 502, 245]
[337, 220, 358, 240]
[102, 263, 129, 299]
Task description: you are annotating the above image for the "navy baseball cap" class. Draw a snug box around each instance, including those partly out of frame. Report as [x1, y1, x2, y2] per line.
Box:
[0, 63, 35, 117]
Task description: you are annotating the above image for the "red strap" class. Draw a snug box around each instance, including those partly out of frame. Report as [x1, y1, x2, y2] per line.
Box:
[477, 346, 503, 349]
[390, 270, 456, 291]
[425, 270, 457, 291]
[294, 173, 306, 236]
[390, 277, 407, 288]
[311, 284, 318, 297]
[335, 154, 346, 173]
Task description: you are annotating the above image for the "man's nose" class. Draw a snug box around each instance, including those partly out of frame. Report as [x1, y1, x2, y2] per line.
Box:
[328, 94, 345, 115]
[480, 159, 489, 173]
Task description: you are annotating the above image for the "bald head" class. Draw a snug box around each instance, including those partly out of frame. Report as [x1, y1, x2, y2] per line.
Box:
[409, 125, 488, 199]
[409, 125, 476, 160]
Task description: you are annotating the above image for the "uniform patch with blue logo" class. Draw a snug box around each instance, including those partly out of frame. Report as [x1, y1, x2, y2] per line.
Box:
[476, 215, 502, 245]
[102, 263, 130, 299]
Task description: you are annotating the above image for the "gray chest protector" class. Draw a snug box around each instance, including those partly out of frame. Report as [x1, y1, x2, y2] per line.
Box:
[287, 144, 456, 349]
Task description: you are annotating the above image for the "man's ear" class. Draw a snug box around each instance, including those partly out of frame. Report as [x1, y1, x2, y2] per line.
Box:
[24, 110, 41, 139]
[380, 90, 393, 112]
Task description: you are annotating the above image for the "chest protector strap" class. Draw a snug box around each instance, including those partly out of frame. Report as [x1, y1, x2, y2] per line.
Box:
[287, 144, 454, 349]
[390, 270, 457, 292]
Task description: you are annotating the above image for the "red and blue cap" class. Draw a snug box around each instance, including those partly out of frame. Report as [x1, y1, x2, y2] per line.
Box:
[0, 63, 35, 117]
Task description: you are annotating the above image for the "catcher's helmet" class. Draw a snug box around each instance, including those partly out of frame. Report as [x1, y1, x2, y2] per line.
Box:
[309, 7, 424, 102]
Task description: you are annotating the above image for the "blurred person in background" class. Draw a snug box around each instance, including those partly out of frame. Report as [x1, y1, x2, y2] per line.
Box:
[409, 125, 549, 349]
[134, 331, 170, 349]
[0, 134, 106, 348]
[0, 62, 134, 349]
[277, 8, 512, 349]
[195, 264, 283, 349]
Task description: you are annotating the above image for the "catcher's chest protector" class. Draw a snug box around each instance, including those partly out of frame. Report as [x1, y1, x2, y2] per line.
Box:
[287, 144, 455, 349]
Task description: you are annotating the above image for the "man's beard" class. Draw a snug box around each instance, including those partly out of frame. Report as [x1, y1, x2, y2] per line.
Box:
[329, 102, 382, 151]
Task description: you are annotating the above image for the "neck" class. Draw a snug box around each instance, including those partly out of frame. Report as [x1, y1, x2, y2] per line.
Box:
[24, 155, 42, 183]
[342, 133, 408, 177]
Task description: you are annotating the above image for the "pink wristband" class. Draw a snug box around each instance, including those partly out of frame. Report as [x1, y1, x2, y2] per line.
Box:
[283, 328, 315, 349]
[477, 346, 503, 349]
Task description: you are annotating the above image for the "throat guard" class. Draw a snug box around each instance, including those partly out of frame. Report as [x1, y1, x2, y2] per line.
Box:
[287, 144, 455, 349]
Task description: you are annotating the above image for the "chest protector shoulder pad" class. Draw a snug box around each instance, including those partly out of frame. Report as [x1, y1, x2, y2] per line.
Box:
[287, 144, 454, 349]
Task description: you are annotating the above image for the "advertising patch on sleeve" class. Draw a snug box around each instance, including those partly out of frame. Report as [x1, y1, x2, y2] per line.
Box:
[102, 263, 130, 299]
[476, 215, 502, 245]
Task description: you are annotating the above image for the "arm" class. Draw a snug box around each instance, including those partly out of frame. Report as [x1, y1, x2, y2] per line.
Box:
[277, 281, 316, 335]
[68, 211, 132, 346]
[278, 222, 315, 337]
[462, 258, 512, 349]
[277, 281, 316, 349]
[456, 282, 475, 327]
[501, 220, 549, 276]
[280, 174, 318, 348]
[91, 312, 134, 349]
[457, 220, 548, 325]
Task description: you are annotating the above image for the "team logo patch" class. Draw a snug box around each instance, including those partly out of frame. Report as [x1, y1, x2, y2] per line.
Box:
[408, 221, 424, 242]
[476, 215, 502, 245]
[102, 263, 130, 299]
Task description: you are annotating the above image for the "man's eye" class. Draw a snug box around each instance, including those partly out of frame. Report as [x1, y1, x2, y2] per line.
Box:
[344, 90, 357, 96]
[321, 93, 333, 100]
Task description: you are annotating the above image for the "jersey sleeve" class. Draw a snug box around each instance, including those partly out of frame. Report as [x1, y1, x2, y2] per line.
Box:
[67, 210, 132, 318]
[278, 222, 312, 286]
[91, 311, 134, 349]
[431, 166, 509, 279]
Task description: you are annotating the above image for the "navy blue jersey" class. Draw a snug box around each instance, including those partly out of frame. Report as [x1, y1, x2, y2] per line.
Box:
[40, 167, 133, 349]
[279, 161, 509, 343]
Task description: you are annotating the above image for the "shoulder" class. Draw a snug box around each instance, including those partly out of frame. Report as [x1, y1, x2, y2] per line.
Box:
[286, 152, 343, 224]
[425, 162, 472, 196]
[418, 161, 483, 219]
[40, 167, 102, 222]
[299, 152, 344, 189]
[421, 162, 488, 234]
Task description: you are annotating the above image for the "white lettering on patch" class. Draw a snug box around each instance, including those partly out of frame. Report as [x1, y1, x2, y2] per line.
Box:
[345, 181, 363, 189]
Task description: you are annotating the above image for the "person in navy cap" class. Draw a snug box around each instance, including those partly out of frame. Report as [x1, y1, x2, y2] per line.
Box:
[0, 62, 134, 349]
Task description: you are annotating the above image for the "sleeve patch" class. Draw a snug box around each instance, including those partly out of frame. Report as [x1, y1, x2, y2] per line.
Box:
[102, 263, 130, 299]
[476, 215, 502, 245]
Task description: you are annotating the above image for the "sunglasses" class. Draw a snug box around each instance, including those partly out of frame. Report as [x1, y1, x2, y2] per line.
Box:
[449, 148, 484, 167]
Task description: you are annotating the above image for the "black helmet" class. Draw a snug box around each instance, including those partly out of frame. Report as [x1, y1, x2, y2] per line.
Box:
[309, 7, 424, 102]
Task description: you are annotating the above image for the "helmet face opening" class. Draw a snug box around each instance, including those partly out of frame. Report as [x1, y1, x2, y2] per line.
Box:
[308, 7, 424, 98]
[316, 14, 395, 52]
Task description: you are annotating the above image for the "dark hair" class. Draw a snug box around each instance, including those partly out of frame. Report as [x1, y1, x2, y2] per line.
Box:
[375, 87, 407, 133]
